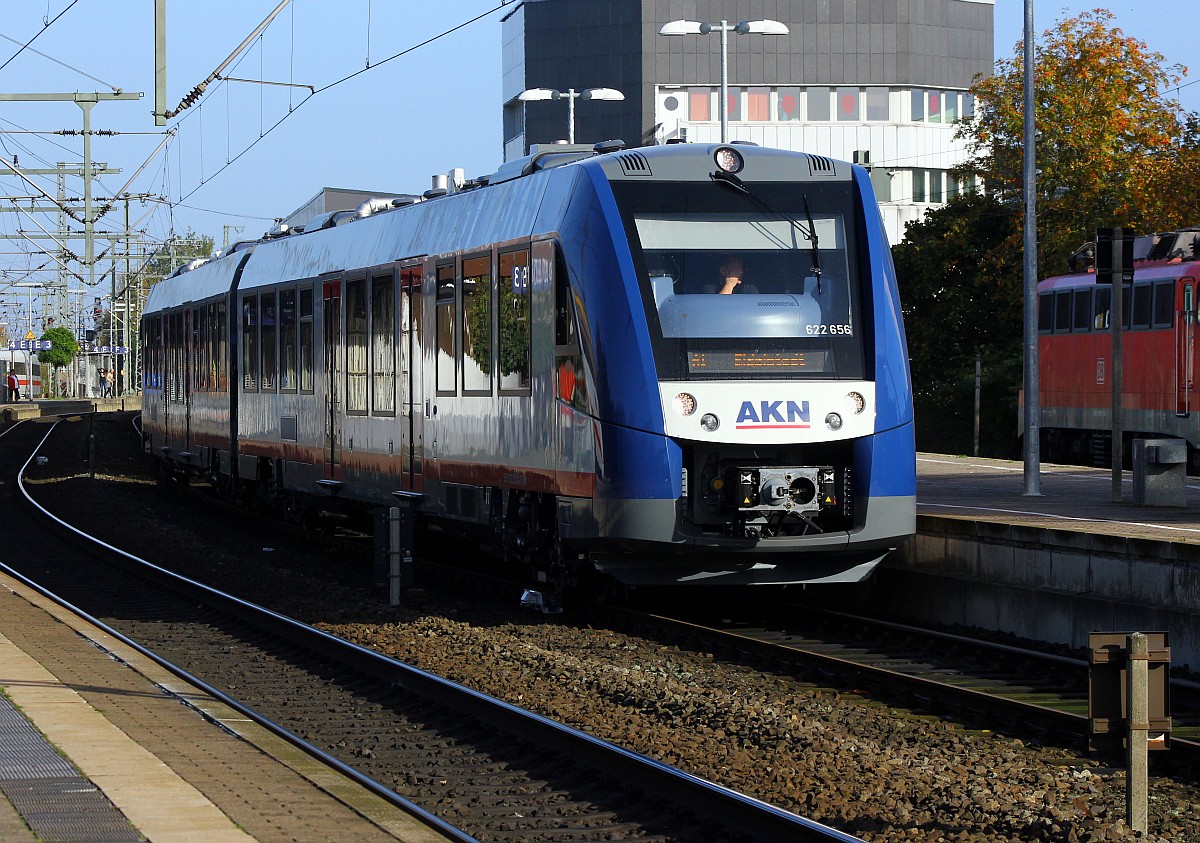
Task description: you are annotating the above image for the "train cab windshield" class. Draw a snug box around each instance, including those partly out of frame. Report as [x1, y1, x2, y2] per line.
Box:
[611, 180, 866, 380]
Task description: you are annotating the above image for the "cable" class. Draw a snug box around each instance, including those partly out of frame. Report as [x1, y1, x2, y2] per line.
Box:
[0, 0, 82, 73]
[0, 30, 121, 91]
[177, 2, 510, 202]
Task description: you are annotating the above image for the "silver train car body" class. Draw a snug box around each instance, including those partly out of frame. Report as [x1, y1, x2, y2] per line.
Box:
[142, 143, 916, 588]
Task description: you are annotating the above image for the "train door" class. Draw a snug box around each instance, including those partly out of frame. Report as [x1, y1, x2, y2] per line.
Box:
[1178, 280, 1195, 417]
[322, 278, 342, 480]
[399, 262, 424, 490]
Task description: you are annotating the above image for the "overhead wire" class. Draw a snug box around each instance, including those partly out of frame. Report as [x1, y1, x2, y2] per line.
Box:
[176, 1, 511, 202]
[0, 0, 82, 73]
[0, 30, 121, 92]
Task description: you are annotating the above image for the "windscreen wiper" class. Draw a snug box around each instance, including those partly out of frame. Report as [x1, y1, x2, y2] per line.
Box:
[710, 169, 823, 293]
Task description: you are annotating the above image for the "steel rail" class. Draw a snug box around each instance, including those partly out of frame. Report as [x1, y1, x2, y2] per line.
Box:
[642, 605, 1199, 760]
[11, 419, 478, 843]
[16, 419, 862, 843]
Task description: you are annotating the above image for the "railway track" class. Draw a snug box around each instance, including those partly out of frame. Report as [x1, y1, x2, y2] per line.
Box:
[630, 599, 1200, 769]
[5, 417, 860, 843]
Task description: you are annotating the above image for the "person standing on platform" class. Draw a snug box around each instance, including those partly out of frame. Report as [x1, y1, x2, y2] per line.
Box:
[6, 369, 18, 403]
[105, 367, 115, 398]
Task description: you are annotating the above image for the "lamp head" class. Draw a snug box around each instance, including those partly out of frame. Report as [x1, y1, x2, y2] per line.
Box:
[580, 88, 624, 102]
[657, 19, 705, 36]
[735, 19, 789, 35]
[517, 88, 558, 102]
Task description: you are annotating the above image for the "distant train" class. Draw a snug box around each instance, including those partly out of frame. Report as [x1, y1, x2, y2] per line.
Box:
[1038, 227, 1200, 469]
[0, 348, 42, 400]
[141, 141, 915, 591]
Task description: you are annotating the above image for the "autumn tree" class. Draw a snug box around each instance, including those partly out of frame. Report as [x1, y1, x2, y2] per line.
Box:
[896, 10, 1200, 458]
[960, 9, 1193, 274]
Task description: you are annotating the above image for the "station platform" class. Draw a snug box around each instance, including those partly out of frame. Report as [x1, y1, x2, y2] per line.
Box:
[2, 397, 132, 423]
[916, 452, 1200, 545]
[0, 572, 448, 843]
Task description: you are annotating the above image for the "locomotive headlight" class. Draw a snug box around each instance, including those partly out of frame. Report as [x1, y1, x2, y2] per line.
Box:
[845, 391, 866, 414]
[672, 392, 698, 416]
[714, 146, 744, 174]
[700, 413, 720, 432]
[825, 412, 843, 431]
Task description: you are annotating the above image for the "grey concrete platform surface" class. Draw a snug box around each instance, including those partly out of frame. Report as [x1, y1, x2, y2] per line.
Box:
[0, 572, 453, 843]
[916, 452, 1200, 545]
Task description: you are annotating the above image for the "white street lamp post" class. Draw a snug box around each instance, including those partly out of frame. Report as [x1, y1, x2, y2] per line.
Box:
[657, 19, 789, 143]
[517, 87, 625, 145]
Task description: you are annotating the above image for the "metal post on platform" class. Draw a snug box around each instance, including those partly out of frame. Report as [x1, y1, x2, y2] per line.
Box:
[1126, 632, 1149, 832]
[973, 353, 981, 457]
[1021, 0, 1041, 496]
[386, 504, 414, 606]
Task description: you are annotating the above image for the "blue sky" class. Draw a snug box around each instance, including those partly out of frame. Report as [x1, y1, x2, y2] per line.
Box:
[0, 0, 1197, 268]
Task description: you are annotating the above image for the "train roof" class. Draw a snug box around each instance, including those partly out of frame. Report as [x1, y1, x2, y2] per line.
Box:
[144, 142, 861, 312]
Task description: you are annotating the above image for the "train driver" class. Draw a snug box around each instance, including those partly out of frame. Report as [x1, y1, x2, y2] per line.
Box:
[704, 255, 758, 295]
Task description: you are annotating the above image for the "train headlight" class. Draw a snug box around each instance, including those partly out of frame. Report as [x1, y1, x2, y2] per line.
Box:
[825, 412, 843, 431]
[714, 146, 744, 174]
[845, 391, 866, 414]
[672, 392, 698, 416]
[700, 413, 720, 432]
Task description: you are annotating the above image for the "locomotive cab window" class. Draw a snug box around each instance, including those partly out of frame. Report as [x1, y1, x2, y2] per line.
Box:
[1053, 291, 1072, 332]
[1093, 287, 1110, 330]
[611, 179, 865, 379]
[1131, 283, 1153, 330]
[1072, 289, 1091, 332]
[1153, 281, 1175, 329]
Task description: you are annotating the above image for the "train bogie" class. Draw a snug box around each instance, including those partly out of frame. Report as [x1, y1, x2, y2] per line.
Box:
[142, 143, 916, 588]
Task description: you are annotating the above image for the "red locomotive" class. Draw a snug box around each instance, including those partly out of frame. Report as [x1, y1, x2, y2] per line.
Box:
[1037, 227, 1200, 469]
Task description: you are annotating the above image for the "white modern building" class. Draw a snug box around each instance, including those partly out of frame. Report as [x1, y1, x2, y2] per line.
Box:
[502, 0, 994, 244]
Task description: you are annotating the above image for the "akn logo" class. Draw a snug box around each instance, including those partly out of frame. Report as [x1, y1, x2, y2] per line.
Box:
[735, 400, 810, 429]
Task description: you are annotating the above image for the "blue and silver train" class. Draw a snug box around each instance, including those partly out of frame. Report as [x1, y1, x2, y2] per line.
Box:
[141, 141, 915, 590]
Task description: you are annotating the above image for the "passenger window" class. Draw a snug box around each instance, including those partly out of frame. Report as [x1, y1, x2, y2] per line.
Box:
[461, 255, 492, 395]
[371, 272, 396, 414]
[436, 263, 456, 394]
[279, 288, 297, 391]
[198, 303, 210, 389]
[261, 291, 277, 391]
[345, 277, 367, 413]
[498, 249, 531, 393]
[299, 286, 314, 392]
[217, 299, 228, 390]
[242, 296, 258, 391]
